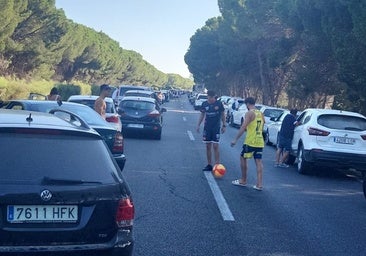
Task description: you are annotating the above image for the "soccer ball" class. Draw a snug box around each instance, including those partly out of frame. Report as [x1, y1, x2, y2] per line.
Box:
[212, 164, 226, 178]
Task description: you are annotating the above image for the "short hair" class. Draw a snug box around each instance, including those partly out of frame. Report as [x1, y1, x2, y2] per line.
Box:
[244, 97, 255, 105]
[207, 90, 215, 97]
[100, 84, 111, 93]
[50, 87, 58, 95]
[290, 109, 298, 115]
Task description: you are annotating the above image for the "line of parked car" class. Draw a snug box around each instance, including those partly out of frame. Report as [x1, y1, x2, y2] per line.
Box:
[203, 94, 366, 198]
[0, 85, 181, 255]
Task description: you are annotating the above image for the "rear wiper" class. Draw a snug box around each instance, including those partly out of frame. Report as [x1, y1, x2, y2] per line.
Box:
[344, 127, 363, 131]
[41, 176, 102, 185]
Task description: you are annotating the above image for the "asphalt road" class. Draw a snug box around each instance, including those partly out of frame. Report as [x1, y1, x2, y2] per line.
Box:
[122, 95, 366, 256]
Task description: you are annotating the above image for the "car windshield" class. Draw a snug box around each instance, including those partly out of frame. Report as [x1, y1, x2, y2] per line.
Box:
[125, 92, 152, 97]
[0, 134, 118, 183]
[120, 100, 155, 111]
[318, 114, 366, 131]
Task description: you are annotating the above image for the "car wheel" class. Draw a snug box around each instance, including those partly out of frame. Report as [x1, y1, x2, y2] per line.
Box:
[264, 130, 271, 145]
[230, 114, 234, 126]
[153, 131, 162, 140]
[363, 176, 366, 200]
[297, 145, 311, 174]
[286, 154, 296, 165]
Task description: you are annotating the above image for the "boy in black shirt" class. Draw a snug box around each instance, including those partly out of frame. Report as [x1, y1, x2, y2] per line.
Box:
[196, 90, 226, 171]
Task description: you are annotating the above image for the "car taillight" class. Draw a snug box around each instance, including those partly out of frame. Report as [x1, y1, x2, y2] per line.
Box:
[106, 115, 120, 123]
[116, 197, 134, 227]
[307, 127, 330, 136]
[361, 135, 366, 140]
[148, 110, 161, 118]
[113, 132, 124, 152]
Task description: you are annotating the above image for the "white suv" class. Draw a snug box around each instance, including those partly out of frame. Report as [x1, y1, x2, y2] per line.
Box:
[193, 93, 208, 110]
[289, 108, 366, 174]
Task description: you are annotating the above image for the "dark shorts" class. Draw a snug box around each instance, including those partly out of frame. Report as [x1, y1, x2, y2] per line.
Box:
[277, 134, 292, 152]
[241, 144, 263, 159]
[203, 126, 220, 143]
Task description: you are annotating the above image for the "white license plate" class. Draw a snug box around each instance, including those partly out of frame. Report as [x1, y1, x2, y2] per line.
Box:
[7, 205, 78, 223]
[128, 124, 144, 128]
[334, 137, 356, 145]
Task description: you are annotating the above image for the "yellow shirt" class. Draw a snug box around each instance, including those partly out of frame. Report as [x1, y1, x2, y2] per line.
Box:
[244, 109, 264, 148]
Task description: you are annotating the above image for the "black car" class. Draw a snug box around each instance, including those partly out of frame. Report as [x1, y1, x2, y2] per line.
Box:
[118, 96, 166, 140]
[4, 100, 126, 170]
[0, 109, 134, 255]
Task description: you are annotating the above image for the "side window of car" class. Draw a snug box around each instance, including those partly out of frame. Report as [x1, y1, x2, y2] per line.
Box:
[303, 114, 311, 124]
[9, 103, 23, 110]
[296, 112, 306, 124]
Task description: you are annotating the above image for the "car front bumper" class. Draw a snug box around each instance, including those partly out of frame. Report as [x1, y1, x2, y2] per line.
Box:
[303, 149, 366, 171]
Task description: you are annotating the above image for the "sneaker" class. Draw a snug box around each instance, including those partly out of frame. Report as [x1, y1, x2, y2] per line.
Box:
[274, 163, 280, 167]
[253, 185, 263, 191]
[278, 163, 289, 168]
[202, 164, 213, 172]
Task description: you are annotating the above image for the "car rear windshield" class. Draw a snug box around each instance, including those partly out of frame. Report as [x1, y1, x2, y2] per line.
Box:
[318, 114, 366, 131]
[263, 109, 284, 119]
[0, 134, 118, 183]
[69, 99, 115, 114]
[29, 103, 110, 127]
[120, 100, 155, 111]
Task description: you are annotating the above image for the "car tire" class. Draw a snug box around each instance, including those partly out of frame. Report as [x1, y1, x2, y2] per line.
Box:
[230, 114, 234, 127]
[286, 154, 296, 165]
[153, 131, 162, 140]
[264, 130, 271, 145]
[363, 176, 366, 200]
[297, 145, 311, 174]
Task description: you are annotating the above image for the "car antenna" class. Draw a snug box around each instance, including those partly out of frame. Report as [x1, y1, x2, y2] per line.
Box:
[26, 113, 33, 123]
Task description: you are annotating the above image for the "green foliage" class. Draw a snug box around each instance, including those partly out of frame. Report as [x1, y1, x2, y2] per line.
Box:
[0, 0, 192, 95]
[185, 0, 366, 114]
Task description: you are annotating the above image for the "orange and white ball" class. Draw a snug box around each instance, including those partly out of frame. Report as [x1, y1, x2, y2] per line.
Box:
[212, 164, 226, 178]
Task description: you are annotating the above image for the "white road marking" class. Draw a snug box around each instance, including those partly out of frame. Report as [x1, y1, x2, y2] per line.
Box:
[187, 130, 195, 141]
[204, 172, 235, 221]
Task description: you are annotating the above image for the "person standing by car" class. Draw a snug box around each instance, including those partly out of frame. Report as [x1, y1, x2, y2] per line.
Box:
[230, 97, 265, 191]
[275, 108, 298, 168]
[46, 87, 61, 101]
[196, 90, 226, 172]
[94, 84, 111, 119]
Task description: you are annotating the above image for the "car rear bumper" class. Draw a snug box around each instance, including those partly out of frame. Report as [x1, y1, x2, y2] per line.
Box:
[0, 229, 134, 255]
[123, 123, 162, 133]
[303, 149, 366, 171]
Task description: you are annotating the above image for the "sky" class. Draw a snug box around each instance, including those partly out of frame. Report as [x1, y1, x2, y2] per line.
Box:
[55, 1, 221, 78]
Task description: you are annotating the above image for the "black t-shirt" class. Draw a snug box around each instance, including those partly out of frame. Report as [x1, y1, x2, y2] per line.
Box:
[279, 114, 296, 139]
[200, 100, 225, 129]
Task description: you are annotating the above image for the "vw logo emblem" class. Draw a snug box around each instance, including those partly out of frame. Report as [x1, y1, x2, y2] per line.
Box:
[40, 190, 52, 201]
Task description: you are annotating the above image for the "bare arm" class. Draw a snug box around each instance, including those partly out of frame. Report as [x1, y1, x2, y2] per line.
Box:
[221, 110, 226, 133]
[230, 110, 255, 146]
[196, 112, 205, 132]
